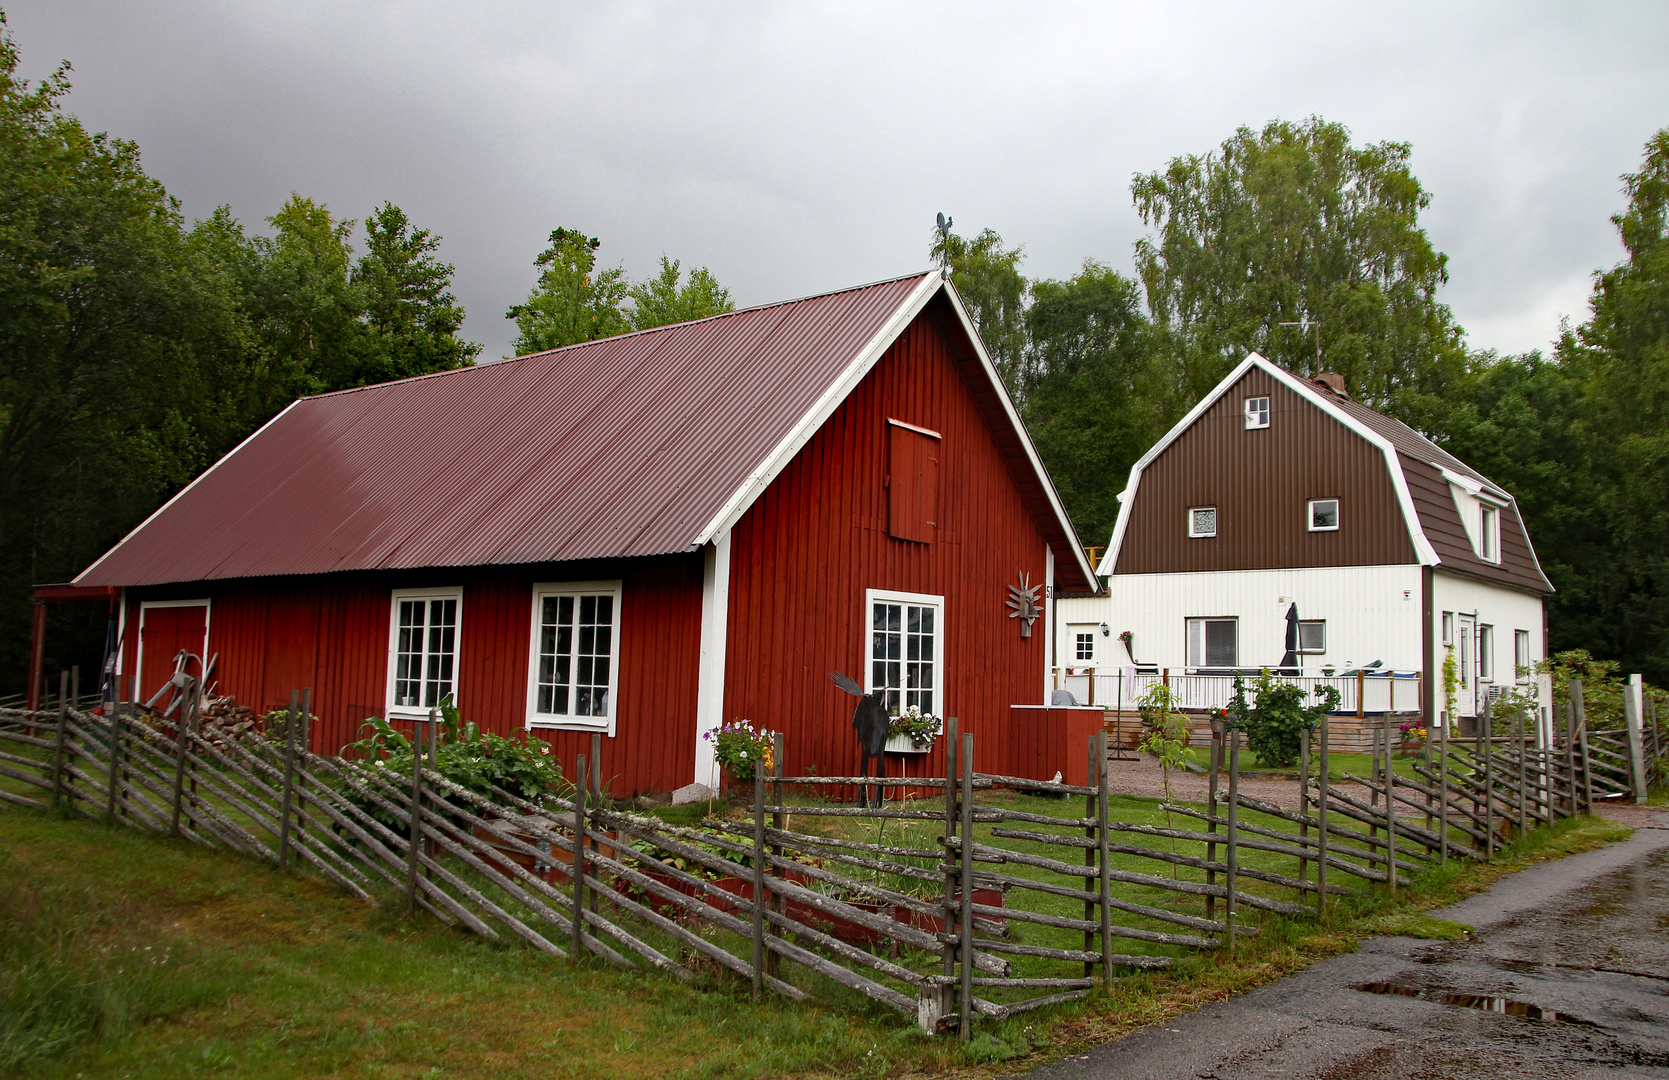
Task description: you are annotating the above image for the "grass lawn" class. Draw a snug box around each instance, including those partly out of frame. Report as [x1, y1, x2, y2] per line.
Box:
[0, 780, 1631, 1078]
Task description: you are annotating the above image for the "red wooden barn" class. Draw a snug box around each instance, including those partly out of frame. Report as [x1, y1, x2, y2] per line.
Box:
[70, 272, 1099, 795]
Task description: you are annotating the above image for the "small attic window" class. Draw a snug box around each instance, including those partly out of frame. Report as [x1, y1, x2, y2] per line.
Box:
[1189, 507, 1217, 538]
[1479, 504, 1500, 563]
[1244, 397, 1270, 429]
[1308, 498, 1339, 532]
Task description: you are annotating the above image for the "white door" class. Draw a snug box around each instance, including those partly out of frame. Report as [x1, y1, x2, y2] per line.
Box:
[1455, 614, 1476, 718]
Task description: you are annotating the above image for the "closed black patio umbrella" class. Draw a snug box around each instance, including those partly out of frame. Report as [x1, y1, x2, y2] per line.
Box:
[1279, 602, 1300, 674]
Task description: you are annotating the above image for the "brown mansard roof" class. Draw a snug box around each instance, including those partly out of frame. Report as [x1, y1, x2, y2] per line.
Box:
[1102, 354, 1553, 595]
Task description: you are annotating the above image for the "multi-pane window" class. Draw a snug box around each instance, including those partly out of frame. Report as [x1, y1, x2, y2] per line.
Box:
[1244, 397, 1270, 429]
[868, 592, 942, 715]
[529, 582, 622, 728]
[1298, 620, 1326, 653]
[1075, 632, 1095, 661]
[1515, 629, 1532, 683]
[1189, 507, 1217, 538]
[388, 589, 460, 717]
[1186, 617, 1237, 669]
[1308, 498, 1340, 531]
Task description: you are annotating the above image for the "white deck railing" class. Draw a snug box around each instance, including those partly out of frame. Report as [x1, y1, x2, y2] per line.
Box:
[1051, 668, 1423, 716]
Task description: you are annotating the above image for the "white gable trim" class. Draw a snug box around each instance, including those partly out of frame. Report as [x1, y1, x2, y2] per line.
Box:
[74, 400, 303, 586]
[1099, 354, 1438, 574]
[695, 273, 940, 545]
[694, 274, 1098, 591]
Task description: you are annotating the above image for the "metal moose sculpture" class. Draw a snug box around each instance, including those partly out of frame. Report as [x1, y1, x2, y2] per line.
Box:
[828, 670, 889, 807]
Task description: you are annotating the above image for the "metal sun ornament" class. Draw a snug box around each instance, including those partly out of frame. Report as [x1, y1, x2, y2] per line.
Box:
[1006, 572, 1042, 638]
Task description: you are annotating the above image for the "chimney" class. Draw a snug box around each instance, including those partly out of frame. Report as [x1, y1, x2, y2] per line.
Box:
[1312, 372, 1348, 398]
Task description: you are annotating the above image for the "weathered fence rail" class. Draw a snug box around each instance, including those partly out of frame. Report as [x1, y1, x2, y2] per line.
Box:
[0, 673, 1638, 1039]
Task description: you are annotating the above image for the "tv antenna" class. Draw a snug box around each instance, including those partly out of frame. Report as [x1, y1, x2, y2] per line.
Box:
[1277, 318, 1322, 369]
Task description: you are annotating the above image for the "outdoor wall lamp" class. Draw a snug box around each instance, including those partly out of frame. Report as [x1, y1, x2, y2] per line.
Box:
[1100, 623, 1110, 636]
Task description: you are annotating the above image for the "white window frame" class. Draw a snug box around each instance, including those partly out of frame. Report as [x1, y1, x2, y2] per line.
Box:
[386, 587, 462, 721]
[1297, 619, 1326, 654]
[1186, 617, 1238, 670]
[1478, 504, 1501, 563]
[1307, 498, 1340, 532]
[1441, 611, 1454, 646]
[526, 580, 623, 734]
[1477, 623, 1494, 683]
[1244, 396, 1270, 429]
[1188, 506, 1217, 539]
[1074, 631, 1095, 662]
[865, 588, 946, 717]
[1514, 629, 1531, 684]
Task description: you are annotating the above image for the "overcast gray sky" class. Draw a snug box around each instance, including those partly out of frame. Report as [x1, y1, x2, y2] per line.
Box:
[11, 2, 1669, 361]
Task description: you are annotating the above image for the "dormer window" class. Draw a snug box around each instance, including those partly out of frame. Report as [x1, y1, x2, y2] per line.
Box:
[1478, 505, 1499, 563]
[1308, 498, 1339, 532]
[1244, 397, 1270, 429]
[1189, 507, 1217, 538]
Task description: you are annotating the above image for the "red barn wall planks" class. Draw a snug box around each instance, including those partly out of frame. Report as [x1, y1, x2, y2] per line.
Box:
[724, 309, 1051, 783]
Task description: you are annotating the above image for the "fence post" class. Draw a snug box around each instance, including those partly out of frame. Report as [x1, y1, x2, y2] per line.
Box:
[572, 752, 586, 957]
[298, 688, 312, 842]
[1488, 704, 1502, 854]
[406, 715, 425, 914]
[940, 717, 959, 1026]
[1316, 714, 1329, 916]
[958, 730, 974, 1042]
[1082, 735, 1097, 976]
[1225, 727, 1239, 951]
[105, 691, 122, 823]
[1624, 675, 1648, 805]
[769, 731, 784, 979]
[1422, 721, 1433, 833]
[280, 690, 298, 870]
[1572, 680, 1592, 812]
[1097, 730, 1113, 979]
[1205, 716, 1222, 921]
[1516, 705, 1528, 836]
[751, 764, 766, 1000]
[1438, 711, 1450, 863]
[1563, 700, 1576, 818]
[1357, 670, 1366, 718]
[590, 733, 603, 915]
[51, 670, 69, 810]
[1298, 726, 1310, 884]
[169, 680, 195, 836]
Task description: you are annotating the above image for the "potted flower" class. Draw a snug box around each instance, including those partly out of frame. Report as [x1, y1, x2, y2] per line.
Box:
[883, 705, 940, 754]
[1398, 720, 1428, 753]
[703, 719, 777, 793]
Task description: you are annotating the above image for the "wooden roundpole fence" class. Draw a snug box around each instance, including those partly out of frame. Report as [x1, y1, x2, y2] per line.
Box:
[51, 670, 69, 810]
[572, 751, 587, 957]
[280, 690, 298, 871]
[1225, 727, 1239, 951]
[1097, 730, 1114, 979]
[1316, 714, 1329, 916]
[751, 764, 767, 1000]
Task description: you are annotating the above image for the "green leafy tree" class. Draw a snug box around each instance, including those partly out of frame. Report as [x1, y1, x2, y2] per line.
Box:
[1132, 117, 1466, 413]
[506, 228, 631, 354]
[245, 194, 363, 393]
[627, 256, 734, 329]
[349, 202, 480, 385]
[931, 225, 1030, 394]
[1023, 262, 1160, 547]
[0, 21, 247, 685]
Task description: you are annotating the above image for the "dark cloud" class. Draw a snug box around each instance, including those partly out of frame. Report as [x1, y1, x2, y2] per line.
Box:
[10, 1, 1667, 358]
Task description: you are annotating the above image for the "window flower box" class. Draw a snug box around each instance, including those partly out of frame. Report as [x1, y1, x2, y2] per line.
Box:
[884, 732, 934, 754]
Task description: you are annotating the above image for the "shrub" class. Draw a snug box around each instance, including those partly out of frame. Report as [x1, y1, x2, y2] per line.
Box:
[339, 698, 567, 829]
[1230, 673, 1339, 768]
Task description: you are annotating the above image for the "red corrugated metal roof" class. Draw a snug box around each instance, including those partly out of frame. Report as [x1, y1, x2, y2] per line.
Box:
[80, 272, 1095, 589]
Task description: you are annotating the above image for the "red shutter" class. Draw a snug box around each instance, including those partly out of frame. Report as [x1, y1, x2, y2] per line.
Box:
[888, 420, 941, 543]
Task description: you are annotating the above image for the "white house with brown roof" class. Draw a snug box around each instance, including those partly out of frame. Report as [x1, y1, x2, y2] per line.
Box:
[1054, 354, 1553, 731]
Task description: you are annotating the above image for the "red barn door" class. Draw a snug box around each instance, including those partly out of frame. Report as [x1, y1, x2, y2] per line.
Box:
[261, 599, 319, 714]
[137, 602, 210, 704]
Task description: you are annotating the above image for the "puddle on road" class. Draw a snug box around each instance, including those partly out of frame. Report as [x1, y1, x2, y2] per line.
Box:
[1354, 982, 1598, 1025]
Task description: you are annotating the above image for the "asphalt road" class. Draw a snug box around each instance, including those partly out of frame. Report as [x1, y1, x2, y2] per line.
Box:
[1019, 813, 1669, 1080]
